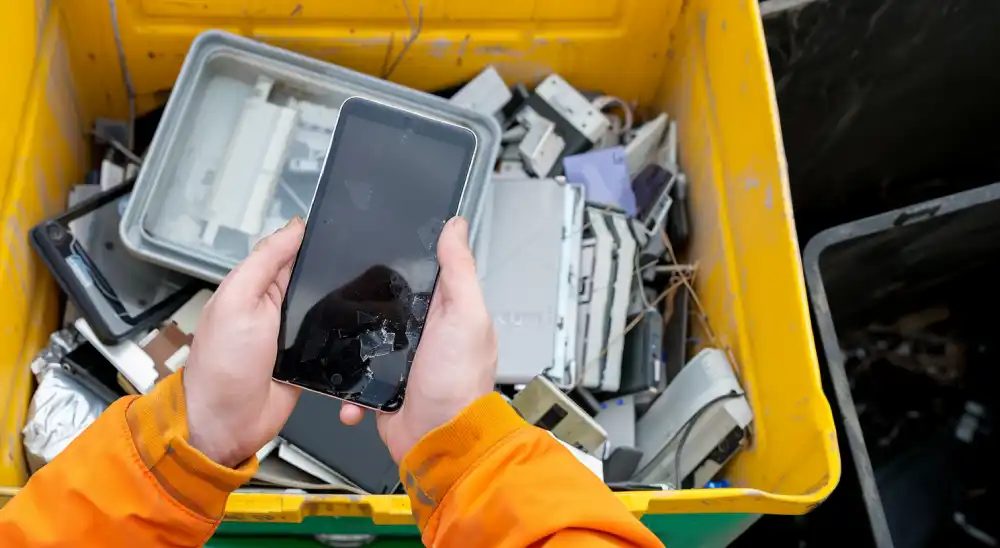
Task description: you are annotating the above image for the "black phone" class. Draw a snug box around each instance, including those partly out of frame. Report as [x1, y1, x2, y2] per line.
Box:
[29, 182, 203, 343]
[273, 96, 478, 412]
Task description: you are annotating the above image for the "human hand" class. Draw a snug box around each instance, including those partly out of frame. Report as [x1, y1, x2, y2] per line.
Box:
[340, 217, 497, 462]
[183, 218, 305, 468]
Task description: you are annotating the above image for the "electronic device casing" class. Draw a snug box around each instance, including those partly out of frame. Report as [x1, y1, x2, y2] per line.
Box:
[634, 348, 752, 488]
[511, 376, 608, 454]
[29, 182, 202, 343]
[483, 178, 583, 388]
[279, 391, 399, 494]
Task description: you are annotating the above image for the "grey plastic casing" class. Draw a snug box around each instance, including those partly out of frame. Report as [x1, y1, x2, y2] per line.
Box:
[121, 30, 501, 283]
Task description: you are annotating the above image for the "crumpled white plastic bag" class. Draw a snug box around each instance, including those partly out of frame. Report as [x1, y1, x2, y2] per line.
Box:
[23, 367, 107, 473]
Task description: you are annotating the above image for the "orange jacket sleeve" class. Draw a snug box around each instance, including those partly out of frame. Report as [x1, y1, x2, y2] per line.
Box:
[400, 393, 663, 548]
[2, 376, 661, 548]
[0, 371, 255, 547]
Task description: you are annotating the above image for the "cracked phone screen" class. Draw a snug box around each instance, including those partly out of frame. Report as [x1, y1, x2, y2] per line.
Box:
[274, 98, 476, 412]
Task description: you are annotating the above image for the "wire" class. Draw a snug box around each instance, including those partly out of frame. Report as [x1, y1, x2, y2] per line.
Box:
[89, 131, 143, 166]
[381, 0, 424, 79]
[108, 0, 136, 150]
[673, 391, 745, 489]
[653, 226, 749, 489]
[658, 226, 738, 372]
[106, 138, 144, 166]
[573, 274, 688, 388]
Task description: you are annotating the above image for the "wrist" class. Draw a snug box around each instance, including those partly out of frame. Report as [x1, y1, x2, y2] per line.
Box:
[187, 420, 245, 469]
[183, 379, 248, 469]
[126, 371, 259, 520]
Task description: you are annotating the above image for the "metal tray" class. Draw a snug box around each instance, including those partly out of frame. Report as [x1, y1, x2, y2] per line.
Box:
[121, 30, 501, 283]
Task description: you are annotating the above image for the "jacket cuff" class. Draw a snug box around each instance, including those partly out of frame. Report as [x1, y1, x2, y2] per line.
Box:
[126, 370, 257, 520]
[399, 392, 528, 528]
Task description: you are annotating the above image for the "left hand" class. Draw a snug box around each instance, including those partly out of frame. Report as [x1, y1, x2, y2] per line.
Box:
[183, 218, 305, 468]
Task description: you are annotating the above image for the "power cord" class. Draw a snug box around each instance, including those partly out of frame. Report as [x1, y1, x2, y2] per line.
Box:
[673, 391, 746, 489]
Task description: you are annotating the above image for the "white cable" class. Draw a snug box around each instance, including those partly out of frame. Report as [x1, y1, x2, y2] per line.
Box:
[591, 96, 634, 136]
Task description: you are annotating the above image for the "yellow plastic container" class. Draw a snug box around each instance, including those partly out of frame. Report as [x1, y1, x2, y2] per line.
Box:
[1, 0, 840, 542]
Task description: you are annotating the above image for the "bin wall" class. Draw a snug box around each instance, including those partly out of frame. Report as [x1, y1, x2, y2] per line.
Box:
[1, 0, 839, 532]
[0, 4, 90, 490]
[58, 0, 685, 123]
[651, 0, 840, 511]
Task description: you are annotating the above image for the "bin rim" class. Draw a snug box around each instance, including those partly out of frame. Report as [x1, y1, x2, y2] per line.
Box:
[802, 181, 1000, 268]
[2, 478, 842, 520]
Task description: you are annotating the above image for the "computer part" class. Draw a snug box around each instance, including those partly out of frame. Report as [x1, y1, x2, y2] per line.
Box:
[616, 307, 664, 397]
[595, 394, 636, 450]
[30, 182, 202, 343]
[511, 376, 607, 454]
[634, 348, 752, 489]
[482, 178, 583, 387]
[279, 390, 399, 494]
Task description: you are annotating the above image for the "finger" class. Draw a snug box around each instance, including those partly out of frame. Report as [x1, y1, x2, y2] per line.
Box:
[340, 401, 365, 426]
[435, 217, 480, 304]
[228, 218, 305, 298]
[272, 255, 296, 302]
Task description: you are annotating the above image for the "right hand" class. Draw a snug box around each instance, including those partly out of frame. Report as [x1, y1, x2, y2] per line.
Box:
[341, 216, 497, 462]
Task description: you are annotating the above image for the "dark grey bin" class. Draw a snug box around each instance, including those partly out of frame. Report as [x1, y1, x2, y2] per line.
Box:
[802, 182, 1000, 548]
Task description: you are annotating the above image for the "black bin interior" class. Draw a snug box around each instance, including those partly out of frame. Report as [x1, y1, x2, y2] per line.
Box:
[740, 1, 1000, 545]
[800, 183, 1000, 548]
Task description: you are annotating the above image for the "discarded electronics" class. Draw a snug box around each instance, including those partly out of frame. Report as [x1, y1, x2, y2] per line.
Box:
[563, 147, 636, 216]
[497, 74, 612, 178]
[521, 75, 610, 176]
[30, 182, 202, 343]
[74, 290, 211, 395]
[595, 395, 637, 451]
[624, 113, 668, 178]
[512, 376, 608, 454]
[616, 307, 664, 397]
[280, 391, 399, 494]
[481, 178, 584, 387]
[633, 348, 753, 489]
[121, 30, 501, 283]
[476, 68, 753, 492]
[577, 206, 637, 393]
[596, 395, 641, 482]
[448, 65, 512, 123]
[22, 39, 756, 497]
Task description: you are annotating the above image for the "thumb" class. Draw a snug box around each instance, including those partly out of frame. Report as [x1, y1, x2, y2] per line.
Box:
[225, 217, 305, 297]
[435, 217, 480, 304]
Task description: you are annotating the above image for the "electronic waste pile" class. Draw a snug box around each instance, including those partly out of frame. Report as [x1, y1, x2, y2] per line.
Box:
[22, 30, 752, 495]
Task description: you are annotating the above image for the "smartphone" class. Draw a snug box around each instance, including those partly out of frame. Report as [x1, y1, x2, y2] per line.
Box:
[273, 96, 478, 412]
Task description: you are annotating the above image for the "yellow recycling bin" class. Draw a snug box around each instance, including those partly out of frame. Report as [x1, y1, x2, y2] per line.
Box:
[0, 0, 839, 544]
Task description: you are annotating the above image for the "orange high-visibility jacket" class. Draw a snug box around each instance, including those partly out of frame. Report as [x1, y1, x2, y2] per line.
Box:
[0, 372, 662, 547]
